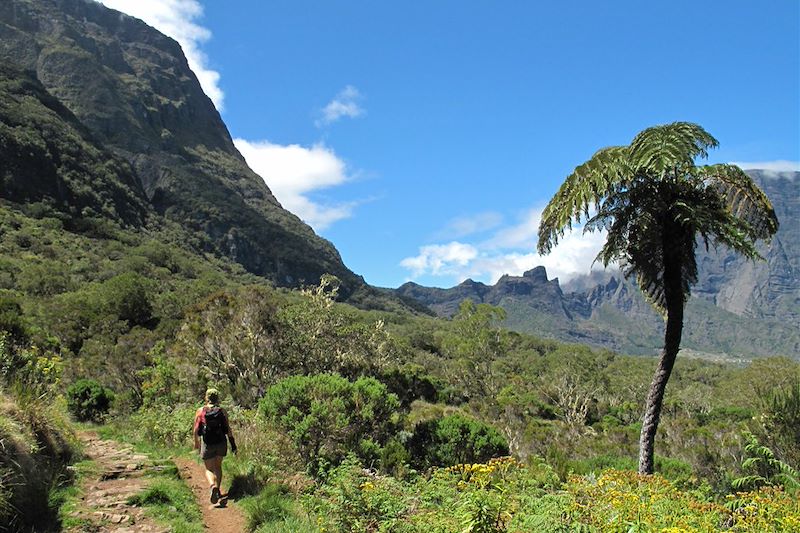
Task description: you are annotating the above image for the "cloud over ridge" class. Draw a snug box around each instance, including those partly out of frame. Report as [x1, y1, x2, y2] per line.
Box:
[401, 208, 609, 287]
[234, 139, 358, 231]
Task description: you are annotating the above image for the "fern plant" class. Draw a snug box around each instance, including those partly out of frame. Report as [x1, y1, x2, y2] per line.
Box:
[731, 432, 799, 493]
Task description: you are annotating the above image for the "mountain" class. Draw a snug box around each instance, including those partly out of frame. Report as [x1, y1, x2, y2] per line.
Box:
[0, 0, 363, 294]
[397, 172, 800, 359]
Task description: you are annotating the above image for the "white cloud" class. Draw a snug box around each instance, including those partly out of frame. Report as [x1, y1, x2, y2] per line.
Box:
[95, 0, 224, 110]
[316, 85, 365, 127]
[234, 138, 357, 231]
[400, 242, 479, 278]
[401, 208, 609, 286]
[729, 160, 800, 177]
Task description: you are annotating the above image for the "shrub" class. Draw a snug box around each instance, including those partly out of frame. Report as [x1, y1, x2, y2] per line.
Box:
[127, 405, 196, 449]
[66, 378, 114, 422]
[259, 374, 401, 473]
[407, 414, 509, 470]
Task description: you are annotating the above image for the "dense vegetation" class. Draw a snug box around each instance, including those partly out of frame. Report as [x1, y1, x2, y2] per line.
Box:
[0, 191, 798, 530]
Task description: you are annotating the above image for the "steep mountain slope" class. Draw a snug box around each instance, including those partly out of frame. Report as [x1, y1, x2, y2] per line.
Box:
[0, 0, 361, 293]
[398, 172, 800, 359]
[0, 64, 147, 226]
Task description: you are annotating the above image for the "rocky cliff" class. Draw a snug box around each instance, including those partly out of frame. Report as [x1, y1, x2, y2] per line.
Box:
[0, 0, 362, 293]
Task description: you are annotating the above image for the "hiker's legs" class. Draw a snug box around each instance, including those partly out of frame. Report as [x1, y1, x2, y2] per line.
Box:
[214, 456, 224, 489]
[203, 457, 218, 488]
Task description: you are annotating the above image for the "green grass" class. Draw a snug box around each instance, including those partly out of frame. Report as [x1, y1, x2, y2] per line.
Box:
[239, 484, 315, 533]
[52, 459, 98, 530]
[127, 477, 203, 533]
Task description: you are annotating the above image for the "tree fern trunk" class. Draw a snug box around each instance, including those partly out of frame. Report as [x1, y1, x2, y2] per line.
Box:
[638, 246, 685, 474]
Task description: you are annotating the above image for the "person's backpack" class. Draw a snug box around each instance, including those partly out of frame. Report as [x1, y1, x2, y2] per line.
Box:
[201, 407, 227, 445]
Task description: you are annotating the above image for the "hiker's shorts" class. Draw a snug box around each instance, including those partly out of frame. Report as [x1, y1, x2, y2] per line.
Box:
[200, 439, 227, 460]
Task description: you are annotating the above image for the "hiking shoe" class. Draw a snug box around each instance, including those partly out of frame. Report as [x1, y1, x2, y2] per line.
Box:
[210, 486, 220, 504]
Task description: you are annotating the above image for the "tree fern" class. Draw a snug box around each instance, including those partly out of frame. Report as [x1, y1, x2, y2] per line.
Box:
[536, 122, 778, 474]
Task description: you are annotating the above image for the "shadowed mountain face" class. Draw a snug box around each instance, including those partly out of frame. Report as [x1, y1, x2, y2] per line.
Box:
[398, 172, 800, 359]
[0, 0, 361, 293]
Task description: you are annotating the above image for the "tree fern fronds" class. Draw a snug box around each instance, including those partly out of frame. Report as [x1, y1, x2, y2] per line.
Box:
[697, 164, 779, 239]
[629, 122, 719, 174]
[537, 146, 629, 255]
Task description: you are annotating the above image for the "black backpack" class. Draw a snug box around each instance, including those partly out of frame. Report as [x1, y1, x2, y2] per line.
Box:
[201, 407, 226, 445]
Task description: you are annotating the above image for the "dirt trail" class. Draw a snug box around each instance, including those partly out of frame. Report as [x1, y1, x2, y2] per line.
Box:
[71, 432, 247, 533]
[69, 432, 169, 532]
[174, 456, 248, 533]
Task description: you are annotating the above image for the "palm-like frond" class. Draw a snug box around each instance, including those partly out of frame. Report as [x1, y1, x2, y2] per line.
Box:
[696, 164, 779, 240]
[629, 122, 718, 174]
[537, 146, 629, 255]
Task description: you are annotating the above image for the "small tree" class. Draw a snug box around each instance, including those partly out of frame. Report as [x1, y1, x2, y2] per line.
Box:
[441, 300, 508, 400]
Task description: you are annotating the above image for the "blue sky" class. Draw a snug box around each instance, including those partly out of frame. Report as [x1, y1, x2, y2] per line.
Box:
[98, 1, 799, 288]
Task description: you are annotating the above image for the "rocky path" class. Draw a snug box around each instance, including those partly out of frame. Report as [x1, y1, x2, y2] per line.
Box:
[69, 432, 247, 533]
[68, 432, 169, 532]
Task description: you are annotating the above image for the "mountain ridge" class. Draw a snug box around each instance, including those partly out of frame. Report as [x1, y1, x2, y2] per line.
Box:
[397, 171, 800, 359]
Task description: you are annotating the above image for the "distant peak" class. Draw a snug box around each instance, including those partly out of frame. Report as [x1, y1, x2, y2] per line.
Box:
[522, 266, 548, 283]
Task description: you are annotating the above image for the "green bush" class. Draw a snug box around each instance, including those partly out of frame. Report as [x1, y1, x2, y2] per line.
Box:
[406, 413, 509, 470]
[65, 378, 114, 422]
[259, 374, 401, 473]
[127, 405, 196, 449]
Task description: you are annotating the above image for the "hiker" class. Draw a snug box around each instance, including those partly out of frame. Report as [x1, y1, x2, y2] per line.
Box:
[193, 388, 237, 504]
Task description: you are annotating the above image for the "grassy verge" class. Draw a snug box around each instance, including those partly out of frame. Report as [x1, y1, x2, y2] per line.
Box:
[127, 467, 204, 533]
[51, 458, 98, 531]
[0, 393, 77, 532]
[237, 484, 316, 532]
